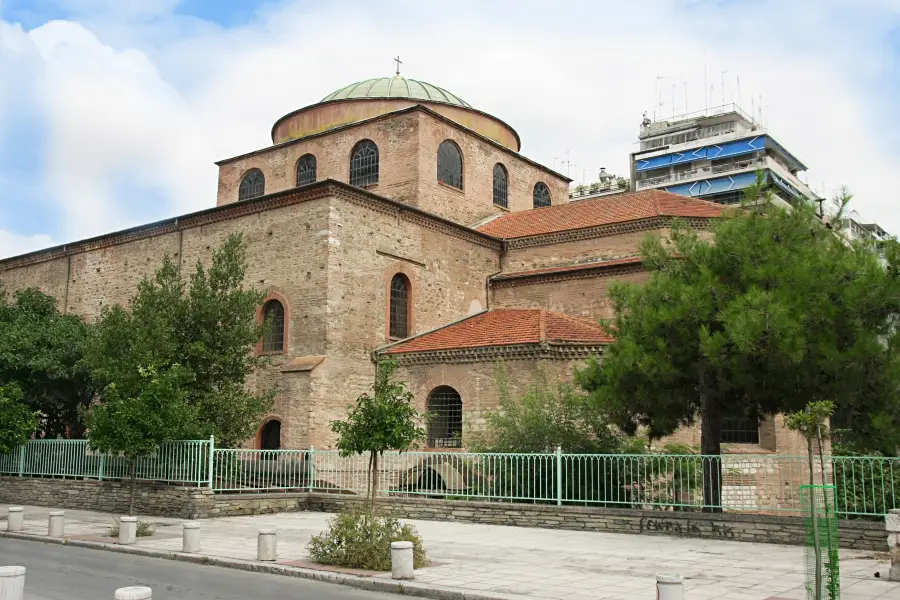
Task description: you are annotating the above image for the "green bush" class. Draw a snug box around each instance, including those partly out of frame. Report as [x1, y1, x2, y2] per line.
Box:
[307, 509, 427, 570]
[106, 517, 156, 537]
[832, 452, 900, 520]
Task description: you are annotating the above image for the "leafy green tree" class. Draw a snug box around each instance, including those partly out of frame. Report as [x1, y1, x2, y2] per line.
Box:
[0, 286, 94, 437]
[84, 365, 198, 514]
[0, 384, 40, 454]
[86, 233, 274, 447]
[578, 179, 900, 509]
[331, 359, 425, 511]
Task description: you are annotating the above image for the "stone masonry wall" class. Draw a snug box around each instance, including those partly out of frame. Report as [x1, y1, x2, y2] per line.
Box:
[0, 476, 214, 519]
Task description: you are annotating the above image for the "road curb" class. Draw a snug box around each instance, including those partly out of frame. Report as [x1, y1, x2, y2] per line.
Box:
[0, 530, 510, 600]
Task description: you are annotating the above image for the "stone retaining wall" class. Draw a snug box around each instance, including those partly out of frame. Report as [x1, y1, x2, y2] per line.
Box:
[0, 476, 213, 519]
[0, 477, 884, 550]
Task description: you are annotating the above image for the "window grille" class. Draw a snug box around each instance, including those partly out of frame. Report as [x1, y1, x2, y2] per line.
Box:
[239, 169, 265, 201]
[720, 407, 760, 444]
[296, 154, 317, 186]
[427, 386, 462, 448]
[262, 300, 285, 353]
[533, 182, 552, 208]
[350, 140, 379, 187]
[492, 163, 508, 208]
[437, 140, 463, 189]
[389, 274, 409, 338]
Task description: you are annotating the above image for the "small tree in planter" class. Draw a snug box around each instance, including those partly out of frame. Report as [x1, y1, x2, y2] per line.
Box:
[785, 401, 838, 600]
[308, 359, 427, 569]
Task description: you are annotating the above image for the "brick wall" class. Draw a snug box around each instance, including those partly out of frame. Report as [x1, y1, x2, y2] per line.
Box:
[502, 229, 657, 273]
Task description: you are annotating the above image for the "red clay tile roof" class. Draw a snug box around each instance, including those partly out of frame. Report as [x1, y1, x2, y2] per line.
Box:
[383, 308, 612, 354]
[475, 189, 724, 239]
[492, 256, 644, 281]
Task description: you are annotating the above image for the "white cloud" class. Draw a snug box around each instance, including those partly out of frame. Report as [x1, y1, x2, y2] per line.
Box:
[0, 0, 898, 262]
[0, 230, 56, 258]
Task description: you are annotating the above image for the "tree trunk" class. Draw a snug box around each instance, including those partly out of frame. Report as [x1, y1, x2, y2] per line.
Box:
[699, 373, 723, 513]
[807, 438, 823, 600]
[371, 451, 379, 513]
[128, 460, 136, 516]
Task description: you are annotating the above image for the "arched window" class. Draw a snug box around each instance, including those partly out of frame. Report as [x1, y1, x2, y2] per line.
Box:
[389, 273, 410, 339]
[349, 140, 379, 187]
[296, 154, 317, 187]
[261, 300, 285, 353]
[437, 140, 463, 189]
[493, 163, 509, 208]
[239, 169, 265, 201]
[427, 386, 462, 448]
[260, 419, 281, 453]
[533, 182, 552, 208]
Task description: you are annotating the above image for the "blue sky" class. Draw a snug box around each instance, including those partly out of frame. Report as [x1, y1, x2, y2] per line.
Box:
[0, 0, 898, 258]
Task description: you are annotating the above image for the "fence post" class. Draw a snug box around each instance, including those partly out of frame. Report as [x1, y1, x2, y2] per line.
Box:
[98, 453, 105, 481]
[555, 446, 562, 506]
[17, 446, 25, 477]
[307, 446, 315, 493]
[207, 436, 215, 490]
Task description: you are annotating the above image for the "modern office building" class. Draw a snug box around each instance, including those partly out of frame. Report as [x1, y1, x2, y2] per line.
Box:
[630, 104, 820, 208]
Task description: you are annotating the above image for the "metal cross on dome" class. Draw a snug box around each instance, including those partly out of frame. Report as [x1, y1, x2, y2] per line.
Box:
[394, 56, 402, 75]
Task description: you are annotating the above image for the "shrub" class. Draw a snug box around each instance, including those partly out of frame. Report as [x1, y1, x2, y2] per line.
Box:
[307, 508, 427, 570]
[106, 517, 156, 537]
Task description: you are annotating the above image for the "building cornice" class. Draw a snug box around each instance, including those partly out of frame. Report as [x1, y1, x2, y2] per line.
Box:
[505, 216, 714, 250]
[491, 262, 645, 288]
[378, 342, 605, 366]
[0, 180, 502, 271]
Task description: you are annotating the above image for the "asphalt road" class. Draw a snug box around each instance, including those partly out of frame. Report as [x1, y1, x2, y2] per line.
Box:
[0, 538, 396, 600]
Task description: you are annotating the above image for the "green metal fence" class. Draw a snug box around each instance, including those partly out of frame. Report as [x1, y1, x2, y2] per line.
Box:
[0, 438, 213, 486]
[2, 439, 898, 518]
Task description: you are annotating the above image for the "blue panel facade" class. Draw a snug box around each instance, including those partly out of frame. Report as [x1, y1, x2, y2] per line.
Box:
[637, 136, 766, 171]
[663, 171, 761, 197]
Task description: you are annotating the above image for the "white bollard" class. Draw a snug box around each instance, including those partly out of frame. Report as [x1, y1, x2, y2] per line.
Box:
[119, 517, 137, 545]
[182, 522, 200, 553]
[257, 529, 276, 561]
[0, 566, 26, 600]
[47, 511, 64, 537]
[114, 586, 152, 600]
[390, 541, 414, 580]
[6, 508, 23, 533]
[887, 508, 900, 581]
[656, 574, 684, 600]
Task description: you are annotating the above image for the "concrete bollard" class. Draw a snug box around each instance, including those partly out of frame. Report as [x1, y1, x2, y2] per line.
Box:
[119, 517, 137, 545]
[257, 529, 276, 561]
[390, 541, 414, 580]
[887, 509, 900, 581]
[114, 586, 152, 600]
[182, 522, 200, 553]
[0, 566, 26, 600]
[6, 508, 23, 533]
[656, 574, 684, 600]
[47, 511, 64, 537]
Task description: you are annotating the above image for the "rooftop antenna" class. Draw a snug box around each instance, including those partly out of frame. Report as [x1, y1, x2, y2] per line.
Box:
[672, 84, 676, 118]
[704, 52, 708, 113]
[736, 75, 742, 109]
[721, 70, 728, 104]
[683, 81, 688, 113]
[655, 76, 666, 120]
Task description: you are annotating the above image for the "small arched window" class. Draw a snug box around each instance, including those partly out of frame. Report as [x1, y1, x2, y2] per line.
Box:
[389, 273, 410, 339]
[427, 386, 462, 448]
[239, 169, 265, 201]
[493, 163, 509, 208]
[261, 299, 285, 353]
[437, 140, 463, 189]
[533, 182, 552, 208]
[260, 419, 281, 453]
[296, 154, 317, 187]
[350, 140, 379, 187]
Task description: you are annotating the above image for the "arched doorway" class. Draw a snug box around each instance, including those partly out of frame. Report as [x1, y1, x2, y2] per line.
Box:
[426, 386, 462, 448]
[260, 420, 281, 453]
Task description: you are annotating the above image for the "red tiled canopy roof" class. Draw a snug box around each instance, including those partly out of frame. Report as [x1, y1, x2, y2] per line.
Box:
[475, 189, 725, 239]
[491, 256, 644, 281]
[383, 308, 612, 354]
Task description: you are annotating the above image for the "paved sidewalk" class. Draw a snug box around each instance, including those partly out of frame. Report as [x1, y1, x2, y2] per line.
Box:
[3, 505, 898, 600]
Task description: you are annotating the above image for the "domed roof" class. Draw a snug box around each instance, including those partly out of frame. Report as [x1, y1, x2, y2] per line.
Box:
[321, 76, 471, 108]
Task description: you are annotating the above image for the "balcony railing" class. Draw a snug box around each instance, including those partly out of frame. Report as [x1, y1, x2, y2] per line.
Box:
[636, 158, 765, 189]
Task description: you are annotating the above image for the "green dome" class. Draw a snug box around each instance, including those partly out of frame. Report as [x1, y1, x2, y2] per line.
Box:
[321, 76, 471, 108]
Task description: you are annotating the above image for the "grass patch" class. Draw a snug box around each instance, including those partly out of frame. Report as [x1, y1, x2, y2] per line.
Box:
[307, 508, 427, 571]
[106, 517, 156, 538]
